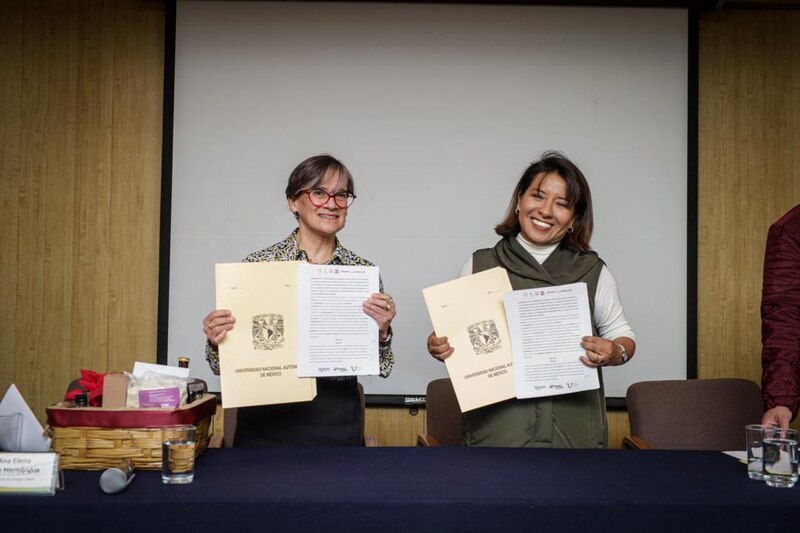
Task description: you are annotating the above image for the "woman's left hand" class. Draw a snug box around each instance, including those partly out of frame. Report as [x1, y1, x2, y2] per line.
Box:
[580, 336, 619, 367]
[363, 292, 396, 342]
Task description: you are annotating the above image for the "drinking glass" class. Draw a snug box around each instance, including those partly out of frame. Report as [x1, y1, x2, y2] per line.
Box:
[746, 424, 774, 480]
[161, 424, 196, 484]
[763, 428, 798, 488]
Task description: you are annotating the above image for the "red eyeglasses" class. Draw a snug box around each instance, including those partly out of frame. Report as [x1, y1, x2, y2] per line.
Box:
[301, 189, 357, 208]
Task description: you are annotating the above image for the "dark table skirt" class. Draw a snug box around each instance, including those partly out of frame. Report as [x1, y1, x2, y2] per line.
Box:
[4, 447, 799, 533]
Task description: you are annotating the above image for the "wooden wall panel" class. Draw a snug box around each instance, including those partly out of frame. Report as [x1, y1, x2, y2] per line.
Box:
[0, 0, 23, 405]
[40, 1, 80, 409]
[106, 1, 164, 372]
[365, 406, 427, 446]
[15, 0, 51, 417]
[698, 11, 800, 389]
[69, 2, 111, 392]
[607, 410, 629, 450]
[0, 0, 164, 421]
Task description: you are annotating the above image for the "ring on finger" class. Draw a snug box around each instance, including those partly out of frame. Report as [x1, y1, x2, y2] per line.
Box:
[208, 321, 214, 330]
[597, 355, 604, 365]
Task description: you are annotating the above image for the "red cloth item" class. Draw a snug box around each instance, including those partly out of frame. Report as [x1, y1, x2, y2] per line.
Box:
[64, 370, 108, 407]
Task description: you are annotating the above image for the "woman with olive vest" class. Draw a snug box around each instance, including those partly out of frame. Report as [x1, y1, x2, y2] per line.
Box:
[427, 151, 636, 448]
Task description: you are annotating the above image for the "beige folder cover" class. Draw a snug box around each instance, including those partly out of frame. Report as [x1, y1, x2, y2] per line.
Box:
[423, 267, 515, 412]
[215, 261, 316, 408]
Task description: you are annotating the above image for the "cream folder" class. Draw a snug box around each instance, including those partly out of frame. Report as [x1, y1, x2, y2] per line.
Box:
[215, 261, 316, 408]
[423, 267, 515, 412]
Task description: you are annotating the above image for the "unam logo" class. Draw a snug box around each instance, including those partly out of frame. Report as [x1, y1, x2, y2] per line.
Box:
[467, 319, 502, 355]
[252, 313, 284, 351]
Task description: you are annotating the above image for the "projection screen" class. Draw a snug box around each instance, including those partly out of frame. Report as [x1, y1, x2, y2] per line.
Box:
[167, 1, 688, 400]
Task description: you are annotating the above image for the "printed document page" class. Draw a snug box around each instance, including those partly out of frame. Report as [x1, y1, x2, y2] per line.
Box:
[423, 267, 515, 412]
[503, 282, 599, 399]
[215, 261, 316, 408]
[297, 264, 380, 377]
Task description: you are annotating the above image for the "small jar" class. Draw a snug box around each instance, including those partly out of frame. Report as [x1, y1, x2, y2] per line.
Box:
[75, 392, 89, 407]
[178, 357, 190, 368]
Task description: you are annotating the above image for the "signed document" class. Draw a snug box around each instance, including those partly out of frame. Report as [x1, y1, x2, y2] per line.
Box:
[215, 261, 316, 408]
[503, 282, 599, 399]
[423, 267, 515, 412]
[297, 264, 380, 377]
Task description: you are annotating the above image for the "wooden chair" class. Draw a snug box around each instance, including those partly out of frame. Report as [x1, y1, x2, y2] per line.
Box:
[622, 378, 763, 450]
[418, 378, 463, 446]
[220, 382, 375, 447]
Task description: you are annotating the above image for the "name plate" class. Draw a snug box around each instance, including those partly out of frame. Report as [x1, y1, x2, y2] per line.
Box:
[0, 453, 59, 495]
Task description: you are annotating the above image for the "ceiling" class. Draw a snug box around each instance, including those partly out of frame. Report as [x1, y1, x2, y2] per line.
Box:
[193, 0, 800, 10]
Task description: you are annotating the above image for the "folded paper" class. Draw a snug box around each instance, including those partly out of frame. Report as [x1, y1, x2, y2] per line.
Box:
[423, 267, 515, 412]
[0, 385, 51, 452]
[216, 261, 316, 408]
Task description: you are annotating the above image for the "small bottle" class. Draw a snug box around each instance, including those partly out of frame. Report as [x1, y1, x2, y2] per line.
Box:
[178, 356, 202, 404]
[75, 392, 89, 407]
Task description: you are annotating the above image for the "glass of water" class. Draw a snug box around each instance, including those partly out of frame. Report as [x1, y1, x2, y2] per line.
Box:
[746, 424, 775, 480]
[161, 424, 196, 484]
[763, 428, 798, 488]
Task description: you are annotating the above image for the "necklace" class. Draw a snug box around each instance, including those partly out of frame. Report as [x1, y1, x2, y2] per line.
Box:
[297, 232, 334, 265]
[307, 255, 331, 265]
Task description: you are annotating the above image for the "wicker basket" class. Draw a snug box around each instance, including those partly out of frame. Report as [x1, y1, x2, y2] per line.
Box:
[46, 394, 216, 470]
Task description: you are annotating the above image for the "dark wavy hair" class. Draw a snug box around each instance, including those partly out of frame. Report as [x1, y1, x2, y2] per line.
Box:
[285, 154, 355, 199]
[494, 151, 593, 253]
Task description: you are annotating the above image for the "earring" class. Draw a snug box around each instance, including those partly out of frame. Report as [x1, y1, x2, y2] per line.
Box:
[515, 209, 519, 215]
[567, 226, 574, 233]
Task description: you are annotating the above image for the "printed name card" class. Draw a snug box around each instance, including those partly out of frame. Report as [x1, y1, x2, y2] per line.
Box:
[0, 453, 59, 495]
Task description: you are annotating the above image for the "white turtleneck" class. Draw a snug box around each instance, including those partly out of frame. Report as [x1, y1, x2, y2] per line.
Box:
[459, 234, 636, 342]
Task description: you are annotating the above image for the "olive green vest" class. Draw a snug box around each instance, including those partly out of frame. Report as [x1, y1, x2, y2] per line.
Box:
[463, 236, 608, 448]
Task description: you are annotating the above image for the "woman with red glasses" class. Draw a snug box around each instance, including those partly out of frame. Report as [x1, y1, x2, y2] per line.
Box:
[202, 154, 395, 447]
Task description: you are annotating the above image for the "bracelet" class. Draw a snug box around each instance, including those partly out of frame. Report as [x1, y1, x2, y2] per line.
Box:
[616, 343, 628, 364]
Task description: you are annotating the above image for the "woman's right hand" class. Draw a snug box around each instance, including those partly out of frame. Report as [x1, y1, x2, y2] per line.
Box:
[203, 309, 235, 345]
[427, 331, 454, 361]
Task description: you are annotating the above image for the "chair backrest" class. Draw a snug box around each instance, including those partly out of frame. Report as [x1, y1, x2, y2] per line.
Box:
[425, 378, 463, 446]
[626, 378, 763, 450]
[223, 407, 237, 448]
[357, 382, 372, 446]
